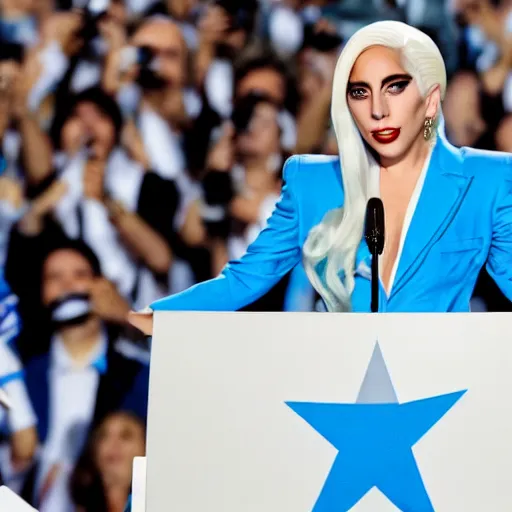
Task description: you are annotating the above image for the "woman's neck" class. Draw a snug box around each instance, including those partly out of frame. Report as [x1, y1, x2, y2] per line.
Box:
[105, 484, 129, 512]
[243, 156, 268, 173]
[59, 316, 103, 365]
[380, 136, 433, 178]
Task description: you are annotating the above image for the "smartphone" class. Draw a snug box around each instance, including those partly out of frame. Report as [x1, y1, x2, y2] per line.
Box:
[118, 45, 153, 73]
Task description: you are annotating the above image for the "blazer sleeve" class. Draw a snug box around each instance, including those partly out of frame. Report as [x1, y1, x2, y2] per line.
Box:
[486, 172, 512, 300]
[149, 155, 302, 311]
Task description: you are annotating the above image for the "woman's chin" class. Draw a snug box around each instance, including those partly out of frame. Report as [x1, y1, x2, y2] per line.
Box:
[373, 143, 406, 166]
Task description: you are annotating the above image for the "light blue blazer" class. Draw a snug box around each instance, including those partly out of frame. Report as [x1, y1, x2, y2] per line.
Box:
[151, 136, 512, 313]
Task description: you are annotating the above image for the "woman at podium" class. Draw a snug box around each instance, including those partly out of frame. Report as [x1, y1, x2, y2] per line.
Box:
[129, 20, 512, 335]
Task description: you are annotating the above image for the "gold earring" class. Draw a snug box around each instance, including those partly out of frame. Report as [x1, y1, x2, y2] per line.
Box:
[423, 117, 434, 140]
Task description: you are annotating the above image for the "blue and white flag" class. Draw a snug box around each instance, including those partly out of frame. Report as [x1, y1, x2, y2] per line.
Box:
[0, 293, 20, 348]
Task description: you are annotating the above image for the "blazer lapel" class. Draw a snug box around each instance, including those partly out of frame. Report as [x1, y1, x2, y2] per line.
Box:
[390, 137, 472, 299]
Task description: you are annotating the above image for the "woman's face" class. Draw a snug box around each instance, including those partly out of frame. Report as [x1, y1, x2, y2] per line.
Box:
[346, 45, 438, 165]
[236, 102, 281, 159]
[94, 414, 146, 487]
[61, 101, 116, 159]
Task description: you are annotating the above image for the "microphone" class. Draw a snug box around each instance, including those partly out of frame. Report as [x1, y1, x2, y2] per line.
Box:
[364, 198, 385, 312]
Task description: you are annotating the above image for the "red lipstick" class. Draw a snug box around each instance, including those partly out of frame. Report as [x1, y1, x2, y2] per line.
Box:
[371, 128, 400, 144]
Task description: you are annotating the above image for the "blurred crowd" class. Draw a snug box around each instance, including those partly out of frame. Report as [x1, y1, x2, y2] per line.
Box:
[0, 0, 511, 510]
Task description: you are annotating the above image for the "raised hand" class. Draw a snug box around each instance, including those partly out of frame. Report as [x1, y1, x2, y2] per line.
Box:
[40, 10, 84, 56]
[90, 277, 131, 325]
[18, 180, 68, 235]
[206, 121, 235, 172]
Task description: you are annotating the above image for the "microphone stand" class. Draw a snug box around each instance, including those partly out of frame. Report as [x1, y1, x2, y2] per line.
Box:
[365, 198, 385, 313]
[370, 235, 379, 313]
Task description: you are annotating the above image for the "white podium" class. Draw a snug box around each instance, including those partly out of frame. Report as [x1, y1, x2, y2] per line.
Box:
[0, 486, 38, 511]
[139, 312, 512, 511]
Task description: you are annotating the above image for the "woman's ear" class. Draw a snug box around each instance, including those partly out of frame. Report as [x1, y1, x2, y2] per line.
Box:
[425, 84, 441, 120]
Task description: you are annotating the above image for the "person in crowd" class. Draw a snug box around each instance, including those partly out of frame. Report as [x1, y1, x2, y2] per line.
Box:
[186, 48, 298, 181]
[235, 51, 292, 109]
[5, 236, 149, 511]
[127, 16, 205, 241]
[0, 287, 38, 491]
[47, 86, 180, 310]
[129, 20, 512, 335]
[70, 411, 145, 512]
[143, 0, 202, 50]
[0, 42, 54, 199]
[103, 15, 209, 291]
[103, 15, 192, 178]
[234, 49, 299, 142]
[443, 0, 512, 311]
[201, 91, 314, 310]
[295, 18, 342, 154]
[446, 0, 512, 151]
[194, 0, 259, 110]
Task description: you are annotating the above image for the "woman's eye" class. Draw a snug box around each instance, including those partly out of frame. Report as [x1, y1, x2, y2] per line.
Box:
[349, 88, 367, 99]
[387, 80, 410, 94]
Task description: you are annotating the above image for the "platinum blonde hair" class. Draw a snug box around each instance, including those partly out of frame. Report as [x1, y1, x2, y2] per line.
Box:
[302, 21, 447, 312]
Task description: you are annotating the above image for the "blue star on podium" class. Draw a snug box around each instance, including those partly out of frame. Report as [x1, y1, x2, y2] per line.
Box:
[286, 343, 467, 511]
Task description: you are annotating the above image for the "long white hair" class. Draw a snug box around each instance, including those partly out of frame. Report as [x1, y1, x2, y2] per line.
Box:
[302, 21, 447, 312]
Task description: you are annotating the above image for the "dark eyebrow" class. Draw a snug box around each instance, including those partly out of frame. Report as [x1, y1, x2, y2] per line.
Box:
[381, 73, 412, 87]
[347, 73, 412, 90]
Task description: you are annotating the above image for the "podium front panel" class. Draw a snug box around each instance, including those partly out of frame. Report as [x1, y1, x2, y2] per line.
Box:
[146, 312, 512, 511]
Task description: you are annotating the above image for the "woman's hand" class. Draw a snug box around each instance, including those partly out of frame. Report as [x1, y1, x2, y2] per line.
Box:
[91, 278, 131, 325]
[121, 120, 150, 169]
[128, 310, 154, 336]
[206, 122, 235, 171]
[0, 176, 24, 209]
[40, 11, 85, 56]
[17, 179, 68, 236]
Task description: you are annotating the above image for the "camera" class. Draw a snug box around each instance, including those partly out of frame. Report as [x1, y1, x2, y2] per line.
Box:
[118, 45, 167, 90]
[119, 46, 152, 71]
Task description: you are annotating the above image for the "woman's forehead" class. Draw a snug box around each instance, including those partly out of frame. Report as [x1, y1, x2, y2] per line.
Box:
[350, 46, 404, 79]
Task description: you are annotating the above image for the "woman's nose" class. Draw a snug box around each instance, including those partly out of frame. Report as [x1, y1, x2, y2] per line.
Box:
[371, 94, 388, 121]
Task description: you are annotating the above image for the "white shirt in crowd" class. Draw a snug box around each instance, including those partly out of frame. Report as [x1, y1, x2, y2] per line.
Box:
[0, 344, 36, 438]
[54, 142, 198, 309]
[36, 334, 106, 512]
[0, 343, 38, 492]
